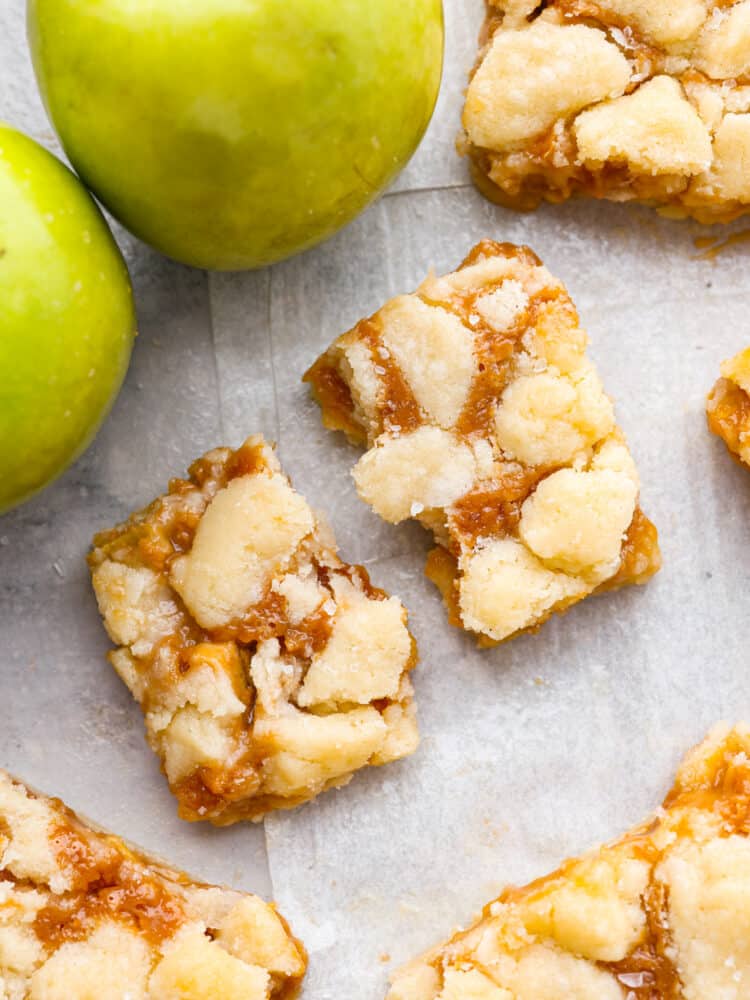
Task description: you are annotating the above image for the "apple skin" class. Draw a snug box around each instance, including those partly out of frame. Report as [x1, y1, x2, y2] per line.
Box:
[0, 124, 135, 513]
[27, 0, 444, 271]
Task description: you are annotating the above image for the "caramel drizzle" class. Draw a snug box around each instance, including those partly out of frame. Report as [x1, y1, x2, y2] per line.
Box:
[308, 240, 546, 446]
[33, 822, 186, 949]
[424, 546, 463, 629]
[447, 465, 552, 550]
[163, 560, 356, 822]
[459, 240, 542, 271]
[212, 561, 384, 654]
[602, 871, 681, 999]
[357, 316, 423, 438]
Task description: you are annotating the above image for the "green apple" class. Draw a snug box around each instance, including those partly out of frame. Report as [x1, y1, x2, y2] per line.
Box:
[0, 124, 135, 513]
[27, 0, 443, 271]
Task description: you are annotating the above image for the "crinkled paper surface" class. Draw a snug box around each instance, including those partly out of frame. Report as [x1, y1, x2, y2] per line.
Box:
[3, 1, 750, 996]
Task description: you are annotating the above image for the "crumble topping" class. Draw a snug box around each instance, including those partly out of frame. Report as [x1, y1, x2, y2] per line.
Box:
[305, 241, 660, 645]
[0, 770, 306, 999]
[463, 1, 750, 222]
[707, 346, 750, 467]
[387, 724, 750, 1000]
[88, 436, 418, 825]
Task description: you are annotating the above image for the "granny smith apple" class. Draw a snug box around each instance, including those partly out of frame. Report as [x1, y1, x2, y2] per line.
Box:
[0, 124, 135, 513]
[27, 0, 443, 271]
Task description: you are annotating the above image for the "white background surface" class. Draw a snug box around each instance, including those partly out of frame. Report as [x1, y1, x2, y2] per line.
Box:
[3, 1, 750, 996]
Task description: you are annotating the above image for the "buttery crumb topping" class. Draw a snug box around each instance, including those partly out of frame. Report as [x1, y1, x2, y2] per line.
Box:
[463, 1, 750, 222]
[88, 437, 418, 825]
[305, 241, 660, 645]
[0, 770, 306, 999]
[387, 724, 750, 1000]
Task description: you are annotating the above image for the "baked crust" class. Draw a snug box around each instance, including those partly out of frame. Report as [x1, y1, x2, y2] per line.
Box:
[88, 437, 418, 825]
[464, 1, 750, 222]
[305, 241, 660, 645]
[707, 346, 750, 465]
[0, 769, 306, 999]
[387, 724, 750, 1000]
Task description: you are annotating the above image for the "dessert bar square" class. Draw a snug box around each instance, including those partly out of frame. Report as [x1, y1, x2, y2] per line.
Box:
[0, 770, 306, 999]
[387, 724, 750, 1000]
[707, 346, 750, 466]
[89, 436, 418, 825]
[306, 240, 660, 645]
[463, 1, 750, 222]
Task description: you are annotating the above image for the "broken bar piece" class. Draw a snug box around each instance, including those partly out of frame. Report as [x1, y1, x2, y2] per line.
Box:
[89, 436, 418, 824]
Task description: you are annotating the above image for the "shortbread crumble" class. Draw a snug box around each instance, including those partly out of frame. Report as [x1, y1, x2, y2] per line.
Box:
[0, 770, 306, 999]
[88, 437, 418, 825]
[388, 724, 750, 1000]
[463, 1, 750, 222]
[707, 346, 750, 466]
[305, 241, 660, 645]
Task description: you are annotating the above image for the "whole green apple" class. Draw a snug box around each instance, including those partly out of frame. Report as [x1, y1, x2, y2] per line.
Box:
[27, 0, 444, 271]
[0, 124, 135, 513]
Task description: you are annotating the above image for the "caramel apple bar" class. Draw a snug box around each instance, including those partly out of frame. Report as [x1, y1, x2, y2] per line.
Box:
[388, 724, 750, 1000]
[305, 240, 660, 645]
[0, 769, 305, 999]
[463, 1, 750, 222]
[88, 436, 418, 825]
[707, 346, 750, 465]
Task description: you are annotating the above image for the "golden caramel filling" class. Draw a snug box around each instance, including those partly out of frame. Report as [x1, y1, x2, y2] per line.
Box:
[707, 376, 750, 464]
[34, 864, 185, 950]
[599, 508, 662, 591]
[303, 358, 366, 445]
[601, 890, 680, 1000]
[31, 819, 186, 951]
[358, 317, 423, 438]
[448, 467, 551, 550]
[425, 507, 659, 649]
[424, 547, 464, 630]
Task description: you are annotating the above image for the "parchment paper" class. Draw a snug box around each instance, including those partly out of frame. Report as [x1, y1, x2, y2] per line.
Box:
[4, 1, 750, 997]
